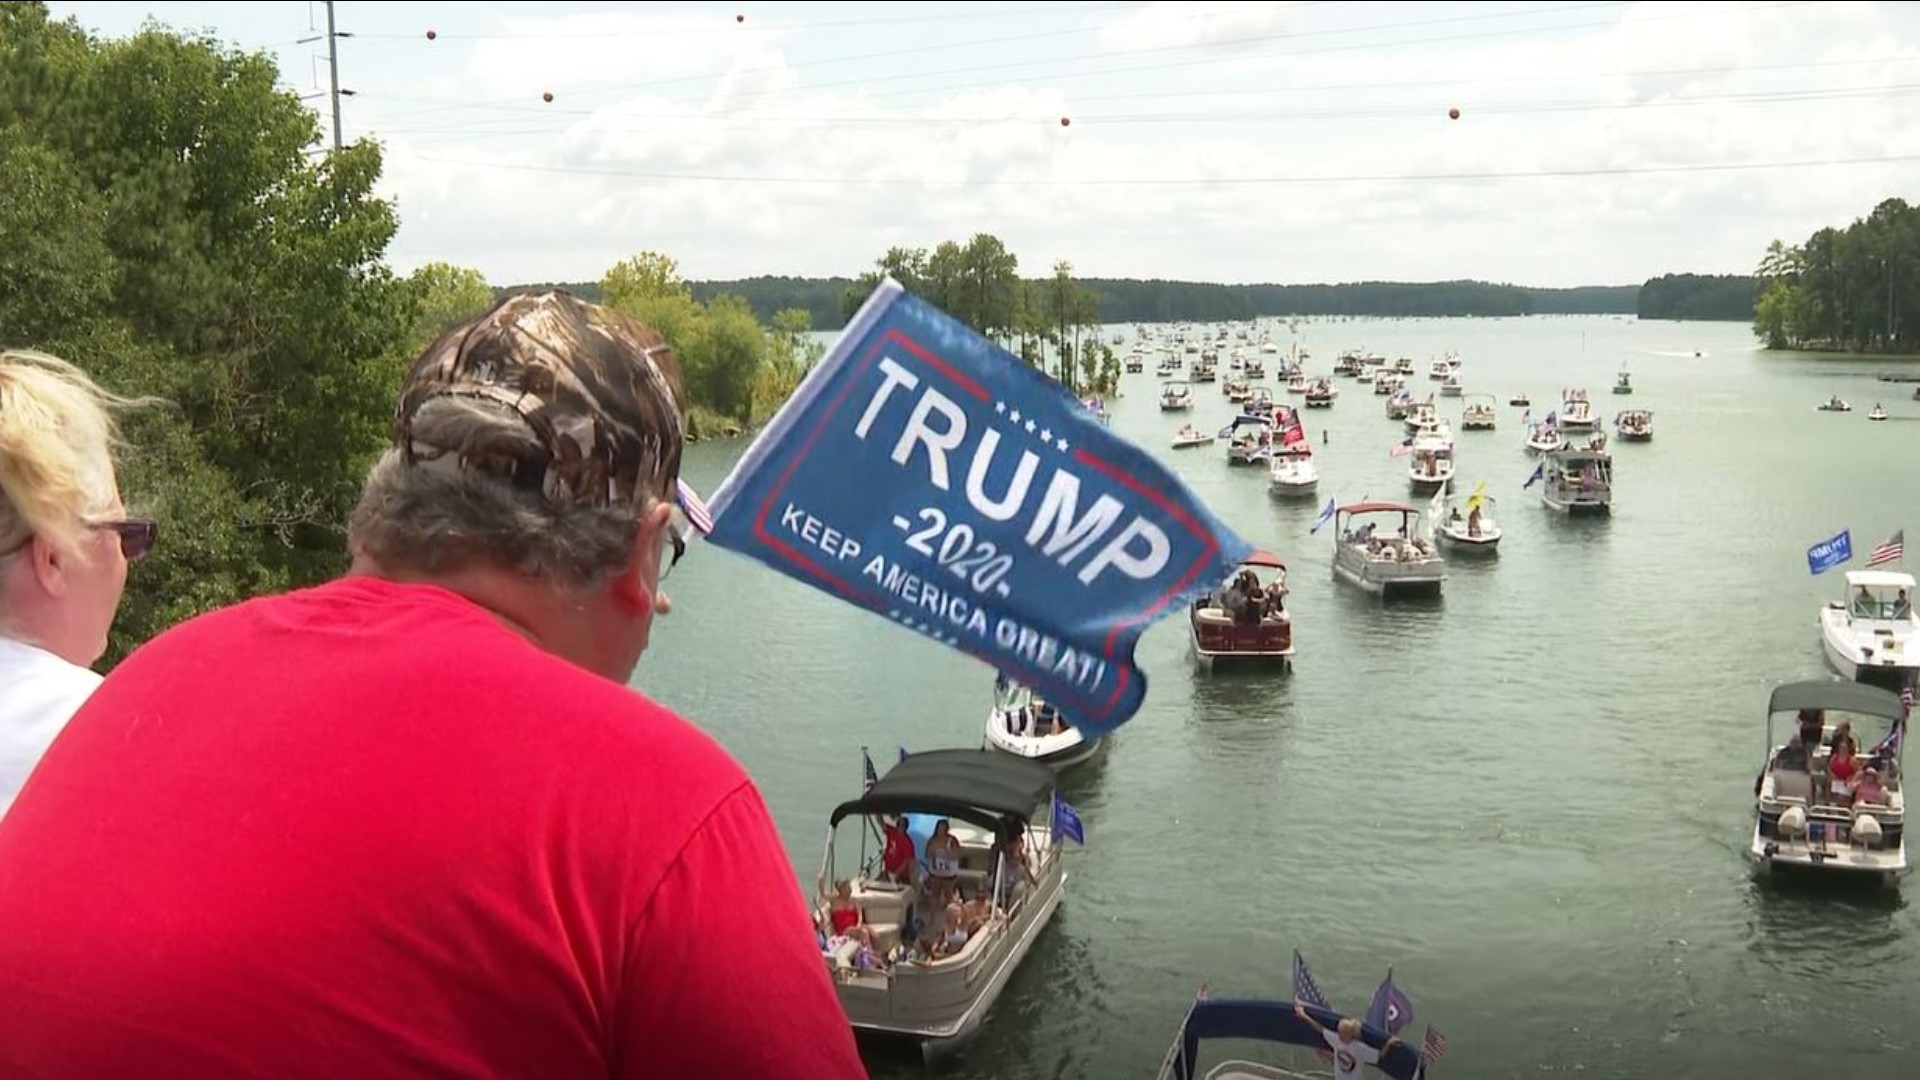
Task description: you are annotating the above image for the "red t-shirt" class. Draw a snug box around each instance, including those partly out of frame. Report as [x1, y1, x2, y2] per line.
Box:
[882, 827, 914, 879]
[0, 576, 867, 1080]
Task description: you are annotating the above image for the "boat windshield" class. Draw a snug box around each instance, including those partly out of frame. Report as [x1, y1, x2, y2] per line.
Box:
[1849, 584, 1914, 620]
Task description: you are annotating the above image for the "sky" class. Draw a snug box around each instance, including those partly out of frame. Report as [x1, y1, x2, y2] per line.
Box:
[45, 0, 1920, 288]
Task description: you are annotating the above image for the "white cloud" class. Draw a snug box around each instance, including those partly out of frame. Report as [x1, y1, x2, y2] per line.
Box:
[1098, 1, 1298, 53]
[371, 0, 1920, 291]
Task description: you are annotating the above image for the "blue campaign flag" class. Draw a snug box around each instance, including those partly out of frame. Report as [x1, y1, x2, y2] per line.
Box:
[702, 278, 1256, 736]
[1807, 529, 1852, 575]
[1522, 462, 1544, 489]
[1309, 495, 1337, 535]
[1050, 792, 1085, 846]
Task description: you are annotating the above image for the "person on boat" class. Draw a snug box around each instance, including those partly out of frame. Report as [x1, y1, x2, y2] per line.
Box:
[822, 879, 877, 954]
[958, 886, 993, 935]
[932, 901, 973, 959]
[1827, 726, 1860, 802]
[925, 818, 964, 906]
[0, 293, 870, 1080]
[1293, 1003, 1402, 1080]
[1467, 504, 1483, 538]
[1852, 766, 1888, 808]
[989, 825, 1035, 910]
[880, 815, 918, 885]
[1798, 707, 1826, 749]
[0, 350, 155, 821]
[1262, 575, 1289, 617]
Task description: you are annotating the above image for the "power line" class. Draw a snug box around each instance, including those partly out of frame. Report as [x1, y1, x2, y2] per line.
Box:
[295, 0, 354, 149]
[406, 150, 1920, 188]
[360, 0, 1628, 124]
[349, 2, 1156, 40]
[368, 80, 1920, 139]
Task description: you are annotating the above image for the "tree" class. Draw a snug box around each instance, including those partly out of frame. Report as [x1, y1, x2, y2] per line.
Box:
[0, 3, 414, 665]
[1750, 197, 1918, 352]
[602, 251, 691, 310]
[406, 262, 494, 350]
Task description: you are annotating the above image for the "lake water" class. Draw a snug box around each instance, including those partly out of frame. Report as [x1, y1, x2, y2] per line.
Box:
[641, 315, 1920, 1080]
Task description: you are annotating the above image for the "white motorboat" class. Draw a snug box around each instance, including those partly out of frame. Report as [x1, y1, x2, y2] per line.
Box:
[1439, 371, 1463, 397]
[1461, 393, 1497, 431]
[1153, 992, 1426, 1080]
[1819, 394, 1851, 412]
[1537, 437, 1612, 515]
[1402, 399, 1439, 437]
[1190, 551, 1295, 668]
[1171, 423, 1215, 449]
[1372, 369, 1400, 395]
[1747, 680, 1909, 887]
[1267, 444, 1317, 495]
[985, 677, 1102, 770]
[1223, 414, 1276, 467]
[1613, 368, 1633, 395]
[1428, 357, 1452, 380]
[1331, 501, 1445, 597]
[1406, 429, 1454, 493]
[1525, 421, 1567, 454]
[815, 749, 1069, 1056]
[1303, 378, 1337, 408]
[1160, 379, 1195, 411]
[1614, 409, 1653, 441]
[1869, 403, 1889, 421]
[1557, 388, 1597, 430]
[1820, 570, 1919, 689]
[1285, 373, 1309, 395]
[1437, 482, 1501, 552]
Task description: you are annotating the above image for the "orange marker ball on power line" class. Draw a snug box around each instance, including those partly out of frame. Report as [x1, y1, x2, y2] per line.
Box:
[1448, 107, 1460, 120]
[1060, 116, 1071, 127]
[426, 28, 437, 40]
[543, 91, 554, 103]
[737, 13, 746, 22]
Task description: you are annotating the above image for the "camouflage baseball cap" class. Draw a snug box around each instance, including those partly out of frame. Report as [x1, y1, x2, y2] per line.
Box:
[393, 290, 695, 518]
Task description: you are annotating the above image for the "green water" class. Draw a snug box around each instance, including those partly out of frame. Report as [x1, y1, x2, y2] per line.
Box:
[641, 316, 1920, 1079]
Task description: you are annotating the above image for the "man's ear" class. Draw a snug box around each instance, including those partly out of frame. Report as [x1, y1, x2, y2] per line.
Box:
[609, 501, 674, 613]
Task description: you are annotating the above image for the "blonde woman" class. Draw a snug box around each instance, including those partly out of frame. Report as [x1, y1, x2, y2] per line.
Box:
[0, 349, 154, 818]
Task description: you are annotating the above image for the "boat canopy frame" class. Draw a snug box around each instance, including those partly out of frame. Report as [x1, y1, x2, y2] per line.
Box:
[828, 747, 1057, 837]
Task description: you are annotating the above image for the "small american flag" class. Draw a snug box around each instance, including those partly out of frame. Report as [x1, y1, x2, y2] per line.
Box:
[861, 747, 878, 793]
[1866, 529, 1904, 568]
[677, 478, 714, 535]
[1422, 1024, 1449, 1065]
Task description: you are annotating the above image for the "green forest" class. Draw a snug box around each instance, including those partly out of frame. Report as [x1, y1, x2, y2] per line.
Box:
[1637, 274, 1761, 321]
[1753, 197, 1919, 353]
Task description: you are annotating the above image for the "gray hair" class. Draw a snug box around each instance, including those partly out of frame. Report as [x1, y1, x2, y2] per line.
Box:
[346, 395, 650, 589]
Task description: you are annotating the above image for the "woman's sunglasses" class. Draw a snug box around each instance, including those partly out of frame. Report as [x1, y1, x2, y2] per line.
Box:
[92, 518, 159, 563]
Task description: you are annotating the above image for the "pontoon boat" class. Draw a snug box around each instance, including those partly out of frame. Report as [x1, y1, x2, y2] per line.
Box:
[1190, 551, 1294, 669]
[1331, 502, 1445, 597]
[816, 749, 1068, 1056]
[1614, 409, 1653, 441]
[1747, 680, 1909, 887]
[1160, 380, 1194, 411]
[1460, 393, 1497, 431]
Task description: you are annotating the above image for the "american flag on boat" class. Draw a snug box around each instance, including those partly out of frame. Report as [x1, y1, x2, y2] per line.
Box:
[1421, 1024, 1449, 1064]
[1866, 529, 1904, 568]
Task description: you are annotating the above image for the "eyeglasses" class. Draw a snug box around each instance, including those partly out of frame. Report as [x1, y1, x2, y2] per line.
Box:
[661, 516, 686, 581]
[91, 518, 159, 563]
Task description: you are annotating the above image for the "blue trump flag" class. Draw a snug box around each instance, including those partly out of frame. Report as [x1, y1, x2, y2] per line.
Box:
[1807, 529, 1852, 575]
[703, 277, 1255, 736]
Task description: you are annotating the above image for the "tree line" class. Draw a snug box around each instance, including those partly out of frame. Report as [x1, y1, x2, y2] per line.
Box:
[527, 275, 1650, 329]
[1753, 197, 1919, 353]
[0, 4, 815, 668]
[1636, 274, 1760, 321]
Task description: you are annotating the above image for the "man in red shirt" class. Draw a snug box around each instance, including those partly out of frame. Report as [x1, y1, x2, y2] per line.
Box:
[0, 292, 868, 1080]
